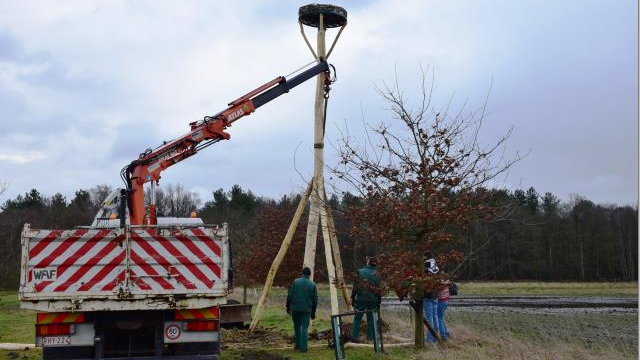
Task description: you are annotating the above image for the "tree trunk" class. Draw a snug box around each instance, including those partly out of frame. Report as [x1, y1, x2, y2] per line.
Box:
[468, 233, 473, 278]
[629, 251, 635, 281]
[580, 241, 585, 281]
[413, 289, 424, 348]
[574, 211, 585, 281]
[413, 252, 424, 349]
[243, 285, 247, 304]
[617, 213, 628, 280]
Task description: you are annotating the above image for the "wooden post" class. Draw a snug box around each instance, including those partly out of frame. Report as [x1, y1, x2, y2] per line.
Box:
[249, 182, 313, 332]
[309, 14, 340, 315]
[303, 11, 327, 282]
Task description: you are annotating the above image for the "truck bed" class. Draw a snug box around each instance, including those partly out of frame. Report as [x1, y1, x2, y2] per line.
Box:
[19, 223, 230, 312]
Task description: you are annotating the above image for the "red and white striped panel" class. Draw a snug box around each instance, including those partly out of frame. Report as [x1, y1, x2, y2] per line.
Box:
[27, 229, 126, 293]
[128, 228, 223, 293]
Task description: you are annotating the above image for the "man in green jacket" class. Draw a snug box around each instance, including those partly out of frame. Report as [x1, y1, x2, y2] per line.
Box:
[351, 256, 381, 342]
[286, 267, 318, 352]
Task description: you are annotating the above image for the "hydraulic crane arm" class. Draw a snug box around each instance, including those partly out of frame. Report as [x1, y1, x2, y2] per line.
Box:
[122, 61, 331, 225]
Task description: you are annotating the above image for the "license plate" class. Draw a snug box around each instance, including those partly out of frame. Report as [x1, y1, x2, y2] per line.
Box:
[42, 336, 71, 346]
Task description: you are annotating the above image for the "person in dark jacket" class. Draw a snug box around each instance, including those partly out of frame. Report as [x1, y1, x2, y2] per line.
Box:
[351, 256, 381, 341]
[286, 267, 318, 352]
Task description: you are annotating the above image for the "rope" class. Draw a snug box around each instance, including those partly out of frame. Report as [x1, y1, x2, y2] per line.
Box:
[323, 86, 329, 136]
[322, 64, 336, 135]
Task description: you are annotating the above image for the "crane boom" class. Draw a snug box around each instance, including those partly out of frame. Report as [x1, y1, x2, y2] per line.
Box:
[122, 61, 332, 225]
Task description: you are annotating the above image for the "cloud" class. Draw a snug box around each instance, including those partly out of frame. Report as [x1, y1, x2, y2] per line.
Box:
[0, 150, 46, 164]
[0, 1, 636, 207]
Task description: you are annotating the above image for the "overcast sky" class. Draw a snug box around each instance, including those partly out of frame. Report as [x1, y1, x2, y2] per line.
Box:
[0, 0, 637, 207]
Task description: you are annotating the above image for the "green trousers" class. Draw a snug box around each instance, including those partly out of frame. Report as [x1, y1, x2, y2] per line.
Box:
[291, 311, 311, 352]
[352, 300, 377, 340]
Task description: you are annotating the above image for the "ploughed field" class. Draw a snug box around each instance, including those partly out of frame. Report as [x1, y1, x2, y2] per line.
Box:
[1, 282, 637, 360]
[383, 295, 638, 314]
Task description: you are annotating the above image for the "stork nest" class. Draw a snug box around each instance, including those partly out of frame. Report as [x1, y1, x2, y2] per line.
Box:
[299, 4, 347, 28]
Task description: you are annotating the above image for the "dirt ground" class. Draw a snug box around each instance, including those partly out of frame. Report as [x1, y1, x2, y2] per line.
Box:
[221, 327, 292, 350]
[235, 350, 292, 360]
[221, 320, 392, 351]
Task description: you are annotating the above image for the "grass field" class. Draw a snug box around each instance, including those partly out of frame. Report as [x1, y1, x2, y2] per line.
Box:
[1, 282, 637, 360]
[0, 292, 36, 344]
[234, 281, 639, 301]
[221, 307, 638, 360]
[456, 281, 638, 297]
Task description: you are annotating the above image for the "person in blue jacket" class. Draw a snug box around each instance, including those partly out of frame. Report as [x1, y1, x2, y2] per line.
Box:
[286, 267, 318, 352]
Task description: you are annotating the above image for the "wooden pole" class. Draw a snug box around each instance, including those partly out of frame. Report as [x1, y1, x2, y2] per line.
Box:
[311, 14, 340, 316]
[303, 13, 327, 283]
[249, 182, 313, 332]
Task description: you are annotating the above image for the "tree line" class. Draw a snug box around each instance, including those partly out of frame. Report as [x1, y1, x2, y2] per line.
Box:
[0, 184, 635, 289]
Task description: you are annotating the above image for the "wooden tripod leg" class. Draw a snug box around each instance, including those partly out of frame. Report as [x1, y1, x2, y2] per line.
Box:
[322, 188, 352, 310]
[319, 186, 339, 315]
[303, 179, 320, 279]
[249, 183, 313, 332]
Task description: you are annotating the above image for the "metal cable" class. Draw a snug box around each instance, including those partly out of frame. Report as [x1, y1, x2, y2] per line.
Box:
[284, 59, 318, 79]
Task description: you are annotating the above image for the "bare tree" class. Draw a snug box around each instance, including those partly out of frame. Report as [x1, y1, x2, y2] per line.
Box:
[331, 68, 521, 348]
[0, 180, 7, 197]
[146, 183, 202, 218]
[89, 184, 114, 211]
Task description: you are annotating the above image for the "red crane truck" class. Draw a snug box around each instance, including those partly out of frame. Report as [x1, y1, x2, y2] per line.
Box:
[19, 60, 333, 360]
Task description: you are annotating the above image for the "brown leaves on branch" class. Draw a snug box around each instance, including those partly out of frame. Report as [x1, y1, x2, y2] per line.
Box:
[331, 67, 520, 300]
[239, 198, 320, 287]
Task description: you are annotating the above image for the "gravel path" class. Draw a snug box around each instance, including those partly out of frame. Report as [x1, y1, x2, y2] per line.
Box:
[381, 295, 638, 314]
